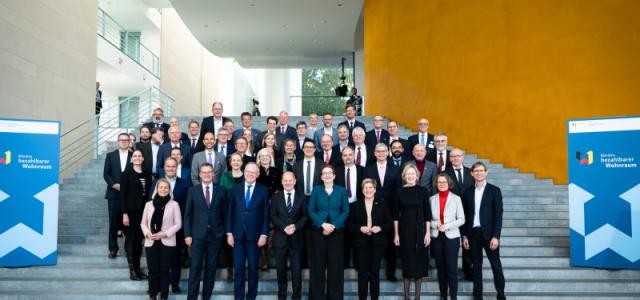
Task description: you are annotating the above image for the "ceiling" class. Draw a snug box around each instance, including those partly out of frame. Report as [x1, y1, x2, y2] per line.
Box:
[170, 0, 364, 68]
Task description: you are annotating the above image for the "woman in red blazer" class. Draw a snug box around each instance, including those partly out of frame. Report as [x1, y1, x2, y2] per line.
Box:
[141, 179, 182, 300]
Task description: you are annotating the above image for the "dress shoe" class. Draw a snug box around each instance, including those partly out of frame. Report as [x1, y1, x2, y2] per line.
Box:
[387, 275, 398, 282]
[171, 285, 182, 294]
[108, 251, 117, 259]
[135, 268, 148, 280]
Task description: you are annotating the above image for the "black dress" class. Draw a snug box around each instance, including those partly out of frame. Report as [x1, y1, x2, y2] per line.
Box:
[393, 185, 432, 279]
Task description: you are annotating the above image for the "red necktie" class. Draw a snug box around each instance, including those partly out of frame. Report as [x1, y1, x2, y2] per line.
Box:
[346, 167, 352, 198]
[376, 130, 380, 143]
[205, 186, 211, 208]
[356, 147, 362, 165]
[325, 151, 330, 164]
[438, 152, 444, 172]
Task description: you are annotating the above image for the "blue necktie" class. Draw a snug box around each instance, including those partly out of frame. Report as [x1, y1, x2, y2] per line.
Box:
[245, 185, 252, 207]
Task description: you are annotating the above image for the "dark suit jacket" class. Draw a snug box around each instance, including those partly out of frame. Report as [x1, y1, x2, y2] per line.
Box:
[139, 142, 158, 174]
[103, 150, 131, 200]
[233, 128, 261, 141]
[270, 190, 308, 248]
[157, 143, 192, 177]
[143, 122, 170, 136]
[199, 116, 231, 142]
[462, 182, 503, 240]
[365, 128, 390, 149]
[257, 166, 282, 197]
[293, 158, 323, 196]
[315, 148, 341, 166]
[213, 143, 235, 157]
[151, 176, 191, 210]
[445, 166, 474, 197]
[364, 160, 400, 205]
[226, 182, 270, 241]
[119, 167, 152, 213]
[427, 150, 453, 173]
[276, 125, 297, 149]
[294, 136, 313, 159]
[407, 133, 435, 153]
[183, 184, 227, 239]
[185, 136, 204, 155]
[347, 197, 393, 247]
[388, 137, 410, 158]
[335, 165, 364, 201]
[338, 119, 366, 135]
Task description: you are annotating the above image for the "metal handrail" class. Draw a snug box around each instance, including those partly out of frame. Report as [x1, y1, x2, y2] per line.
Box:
[60, 87, 175, 177]
[97, 7, 160, 77]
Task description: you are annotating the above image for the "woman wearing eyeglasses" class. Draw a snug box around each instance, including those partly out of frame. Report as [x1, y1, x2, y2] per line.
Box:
[307, 164, 349, 300]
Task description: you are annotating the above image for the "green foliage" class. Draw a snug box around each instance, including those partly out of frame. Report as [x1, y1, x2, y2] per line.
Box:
[301, 68, 354, 115]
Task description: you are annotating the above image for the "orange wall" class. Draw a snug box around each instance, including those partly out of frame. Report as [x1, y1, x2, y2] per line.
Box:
[364, 0, 640, 184]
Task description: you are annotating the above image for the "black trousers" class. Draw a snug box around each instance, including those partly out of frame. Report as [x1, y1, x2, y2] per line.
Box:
[462, 247, 473, 278]
[124, 210, 143, 265]
[169, 228, 185, 288]
[470, 228, 506, 299]
[187, 230, 224, 300]
[146, 241, 175, 298]
[107, 197, 121, 252]
[344, 202, 356, 268]
[384, 232, 398, 278]
[431, 235, 460, 299]
[354, 238, 384, 300]
[309, 229, 344, 300]
[275, 245, 302, 300]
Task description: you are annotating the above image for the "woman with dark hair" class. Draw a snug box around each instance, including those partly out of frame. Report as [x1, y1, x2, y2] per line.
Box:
[393, 164, 432, 300]
[141, 179, 182, 300]
[348, 178, 392, 300]
[218, 152, 245, 282]
[308, 164, 350, 300]
[429, 173, 465, 300]
[119, 149, 152, 280]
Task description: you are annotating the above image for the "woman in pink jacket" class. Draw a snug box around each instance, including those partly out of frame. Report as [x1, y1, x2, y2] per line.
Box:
[141, 179, 182, 300]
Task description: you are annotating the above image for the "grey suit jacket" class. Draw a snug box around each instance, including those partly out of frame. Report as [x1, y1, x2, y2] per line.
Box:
[191, 150, 227, 185]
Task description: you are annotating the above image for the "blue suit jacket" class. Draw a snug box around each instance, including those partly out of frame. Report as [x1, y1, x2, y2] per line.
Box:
[226, 182, 270, 241]
[157, 143, 193, 177]
[183, 184, 227, 239]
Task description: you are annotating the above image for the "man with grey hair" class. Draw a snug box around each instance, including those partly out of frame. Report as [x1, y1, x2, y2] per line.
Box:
[199, 101, 231, 144]
[406, 143, 438, 196]
[427, 132, 452, 173]
[351, 127, 370, 167]
[306, 112, 319, 140]
[169, 117, 190, 145]
[157, 126, 192, 177]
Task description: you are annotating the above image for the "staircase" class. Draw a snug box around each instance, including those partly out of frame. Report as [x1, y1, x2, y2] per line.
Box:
[1, 116, 639, 299]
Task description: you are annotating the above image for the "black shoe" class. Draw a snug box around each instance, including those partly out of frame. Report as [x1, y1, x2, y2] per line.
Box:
[135, 268, 148, 280]
[182, 257, 191, 268]
[171, 285, 182, 294]
[387, 275, 398, 282]
[226, 268, 234, 282]
[108, 251, 117, 259]
[129, 268, 142, 281]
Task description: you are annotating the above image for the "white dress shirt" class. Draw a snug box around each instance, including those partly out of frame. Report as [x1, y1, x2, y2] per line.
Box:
[118, 150, 128, 172]
[473, 181, 486, 228]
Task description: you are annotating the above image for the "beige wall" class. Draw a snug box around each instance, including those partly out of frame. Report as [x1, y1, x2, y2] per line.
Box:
[0, 0, 97, 131]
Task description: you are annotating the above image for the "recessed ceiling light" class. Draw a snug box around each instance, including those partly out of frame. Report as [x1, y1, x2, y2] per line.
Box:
[204, 24, 208, 28]
[338, 3, 343, 7]
[282, 24, 288, 28]
[249, 3, 256, 7]
[323, 20, 328, 24]
[288, 39, 294, 42]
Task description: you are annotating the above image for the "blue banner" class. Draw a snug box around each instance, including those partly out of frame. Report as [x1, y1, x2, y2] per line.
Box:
[568, 116, 640, 269]
[0, 118, 60, 267]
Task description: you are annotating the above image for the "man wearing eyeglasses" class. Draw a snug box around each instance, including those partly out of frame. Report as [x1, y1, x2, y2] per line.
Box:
[408, 118, 435, 155]
[103, 133, 132, 259]
[427, 132, 453, 173]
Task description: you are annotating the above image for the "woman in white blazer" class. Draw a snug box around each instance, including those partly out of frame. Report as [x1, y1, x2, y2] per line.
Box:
[429, 173, 465, 300]
[141, 179, 182, 300]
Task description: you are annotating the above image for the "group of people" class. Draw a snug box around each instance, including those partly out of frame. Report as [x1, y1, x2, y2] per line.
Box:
[103, 101, 506, 300]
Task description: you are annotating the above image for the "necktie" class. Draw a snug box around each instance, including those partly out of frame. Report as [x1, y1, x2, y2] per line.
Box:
[379, 165, 385, 186]
[221, 145, 225, 155]
[281, 126, 285, 134]
[191, 139, 196, 150]
[376, 130, 380, 143]
[245, 185, 252, 207]
[456, 168, 463, 184]
[420, 134, 424, 145]
[350, 122, 353, 129]
[346, 167, 352, 198]
[394, 159, 400, 166]
[325, 151, 330, 164]
[305, 161, 312, 195]
[205, 186, 211, 208]
[438, 152, 444, 171]
[286, 193, 293, 214]
[207, 152, 213, 164]
[156, 123, 160, 128]
[356, 147, 362, 165]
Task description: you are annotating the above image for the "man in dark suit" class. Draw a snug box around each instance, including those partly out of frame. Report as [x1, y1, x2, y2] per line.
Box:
[135, 125, 150, 150]
[407, 118, 435, 155]
[462, 161, 506, 300]
[157, 126, 192, 177]
[270, 172, 308, 300]
[293, 121, 313, 158]
[143, 107, 170, 135]
[294, 140, 322, 197]
[427, 132, 453, 173]
[389, 140, 409, 167]
[169, 117, 190, 144]
[186, 120, 204, 155]
[335, 146, 364, 267]
[153, 157, 191, 293]
[233, 112, 261, 145]
[275, 138, 300, 173]
[316, 134, 341, 166]
[332, 124, 353, 154]
[445, 148, 474, 280]
[226, 162, 270, 300]
[363, 143, 400, 281]
[140, 127, 164, 177]
[387, 121, 410, 158]
[102, 133, 132, 258]
[338, 104, 366, 140]
[213, 128, 235, 157]
[232, 137, 256, 168]
[95, 81, 102, 115]
[276, 111, 297, 149]
[365, 115, 390, 150]
[199, 101, 231, 143]
[257, 116, 278, 151]
[352, 127, 373, 167]
[184, 163, 227, 300]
